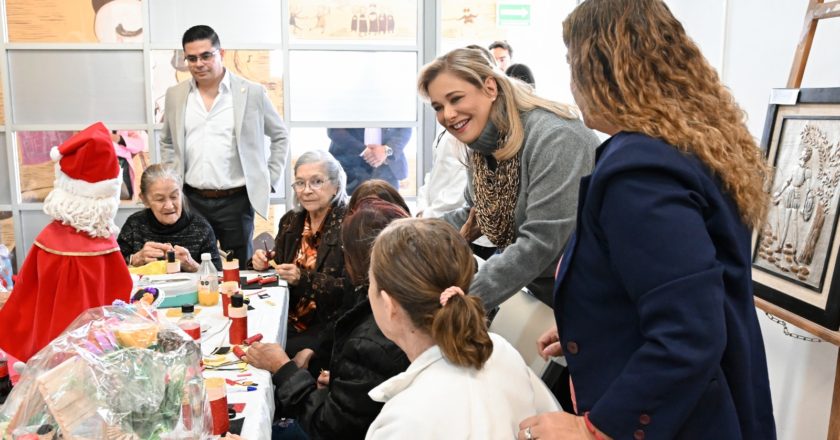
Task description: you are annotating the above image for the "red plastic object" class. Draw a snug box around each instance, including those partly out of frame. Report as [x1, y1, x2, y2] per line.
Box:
[258, 275, 278, 285]
[243, 333, 263, 345]
[232, 345, 246, 359]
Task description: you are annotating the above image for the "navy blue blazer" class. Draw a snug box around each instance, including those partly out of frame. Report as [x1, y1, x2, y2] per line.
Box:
[554, 133, 775, 439]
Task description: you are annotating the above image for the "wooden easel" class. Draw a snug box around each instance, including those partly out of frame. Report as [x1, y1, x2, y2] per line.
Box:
[754, 1, 840, 438]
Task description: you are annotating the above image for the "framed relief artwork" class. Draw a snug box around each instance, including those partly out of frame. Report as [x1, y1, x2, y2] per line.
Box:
[753, 87, 840, 330]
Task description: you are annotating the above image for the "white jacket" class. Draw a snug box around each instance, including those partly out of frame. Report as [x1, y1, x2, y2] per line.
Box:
[417, 131, 468, 219]
[366, 333, 560, 439]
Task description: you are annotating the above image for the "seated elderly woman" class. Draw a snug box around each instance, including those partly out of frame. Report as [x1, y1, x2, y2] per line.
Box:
[251, 150, 351, 357]
[294, 182, 411, 374]
[244, 197, 410, 439]
[118, 164, 221, 271]
[365, 218, 559, 438]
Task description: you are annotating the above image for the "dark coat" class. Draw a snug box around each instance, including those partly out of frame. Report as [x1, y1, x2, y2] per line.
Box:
[272, 292, 410, 440]
[327, 128, 412, 193]
[554, 133, 776, 439]
[272, 201, 350, 326]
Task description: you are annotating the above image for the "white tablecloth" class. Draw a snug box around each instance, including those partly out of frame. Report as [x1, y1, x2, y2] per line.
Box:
[166, 274, 288, 440]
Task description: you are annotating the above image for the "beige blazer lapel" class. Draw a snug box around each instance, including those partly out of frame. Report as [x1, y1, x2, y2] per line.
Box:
[174, 82, 190, 163]
[231, 74, 248, 149]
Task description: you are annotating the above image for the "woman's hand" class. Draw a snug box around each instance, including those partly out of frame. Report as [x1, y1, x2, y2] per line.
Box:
[222, 434, 245, 439]
[292, 348, 315, 370]
[537, 325, 563, 360]
[252, 249, 270, 271]
[316, 370, 330, 389]
[173, 245, 199, 272]
[130, 241, 169, 266]
[275, 263, 302, 286]
[518, 412, 606, 440]
[460, 208, 482, 243]
[242, 342, 290, 374]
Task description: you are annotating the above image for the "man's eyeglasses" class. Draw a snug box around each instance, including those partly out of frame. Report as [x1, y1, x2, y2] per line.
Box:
[184, 50, 219, 64]
[291, 178, 327, 192]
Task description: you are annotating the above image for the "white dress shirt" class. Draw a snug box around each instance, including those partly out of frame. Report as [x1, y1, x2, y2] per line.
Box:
[366, 333, 560, 439]
[184, 71, 245, 190]
[363, 128, 383, 145]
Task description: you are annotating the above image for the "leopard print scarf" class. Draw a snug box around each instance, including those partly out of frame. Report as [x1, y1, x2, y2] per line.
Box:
[470, 149, 521, 249]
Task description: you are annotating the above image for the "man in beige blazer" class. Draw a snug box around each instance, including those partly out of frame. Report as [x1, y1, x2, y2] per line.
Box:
[160, 25, 289, 268]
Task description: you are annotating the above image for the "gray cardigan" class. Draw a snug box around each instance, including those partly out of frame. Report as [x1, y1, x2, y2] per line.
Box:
[444, 109, 599, 309]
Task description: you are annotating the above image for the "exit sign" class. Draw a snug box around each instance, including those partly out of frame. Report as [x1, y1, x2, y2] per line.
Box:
[497, 3, 531, 26]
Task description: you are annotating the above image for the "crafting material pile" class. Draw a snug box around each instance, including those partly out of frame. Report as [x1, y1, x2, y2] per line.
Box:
[0, 304, 210, 439]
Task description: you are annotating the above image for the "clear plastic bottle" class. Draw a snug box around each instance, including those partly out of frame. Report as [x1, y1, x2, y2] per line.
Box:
[197, 253, 219, 306]
[178, 304, 201, 341]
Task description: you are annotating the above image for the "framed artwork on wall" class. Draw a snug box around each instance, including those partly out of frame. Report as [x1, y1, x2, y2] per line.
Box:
[752, 87, 840, 330]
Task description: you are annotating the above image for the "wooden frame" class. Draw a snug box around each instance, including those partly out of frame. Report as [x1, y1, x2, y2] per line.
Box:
[752, 87, 840, 330]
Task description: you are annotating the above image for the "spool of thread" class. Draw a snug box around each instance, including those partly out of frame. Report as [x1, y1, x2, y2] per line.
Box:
[229, 293, 247, 345]
[205, 377, 230, 435]
[222, 259, 240, 284]
[219, 281, 238, 318]
[166, 250, 180, 274]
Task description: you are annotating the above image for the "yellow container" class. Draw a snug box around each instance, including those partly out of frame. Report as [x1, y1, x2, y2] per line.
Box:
[197, 288, 219, 306]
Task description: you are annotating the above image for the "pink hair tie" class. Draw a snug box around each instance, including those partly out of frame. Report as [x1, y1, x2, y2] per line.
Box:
[439, 286, 465, 306]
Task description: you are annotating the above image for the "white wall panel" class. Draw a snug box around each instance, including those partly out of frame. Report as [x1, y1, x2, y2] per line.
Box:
[289, 51, 417, 122]
[8, 50, 146, 125]
[148, 0, 283, 46]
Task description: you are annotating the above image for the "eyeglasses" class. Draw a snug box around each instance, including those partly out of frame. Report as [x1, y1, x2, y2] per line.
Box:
[291, 178, 327, 192]
[184, 50, 219, 64]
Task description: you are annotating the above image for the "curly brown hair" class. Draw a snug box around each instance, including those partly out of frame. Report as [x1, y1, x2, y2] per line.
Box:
[563, 0, 770, 227]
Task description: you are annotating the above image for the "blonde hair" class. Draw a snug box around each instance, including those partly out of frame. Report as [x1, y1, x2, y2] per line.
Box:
[563, 0, 770, 227]
[418, 48, 578, 161]
[371, 218, 492, 369]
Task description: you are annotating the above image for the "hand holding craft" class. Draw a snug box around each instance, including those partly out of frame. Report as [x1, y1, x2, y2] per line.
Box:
[241, 341, 290, 374]
[274, 263, 301, 285]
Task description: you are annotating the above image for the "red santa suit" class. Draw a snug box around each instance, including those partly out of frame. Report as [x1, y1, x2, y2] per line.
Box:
[0, 123, 133, 362]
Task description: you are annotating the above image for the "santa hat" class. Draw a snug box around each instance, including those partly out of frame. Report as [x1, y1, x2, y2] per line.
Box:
[43, 122, 122, 238]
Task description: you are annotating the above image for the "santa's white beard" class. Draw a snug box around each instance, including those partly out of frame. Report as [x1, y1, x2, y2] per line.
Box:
[43, 186, 119, 238]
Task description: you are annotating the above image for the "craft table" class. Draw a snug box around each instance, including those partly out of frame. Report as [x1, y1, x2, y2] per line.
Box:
[167, 272, 288, 439]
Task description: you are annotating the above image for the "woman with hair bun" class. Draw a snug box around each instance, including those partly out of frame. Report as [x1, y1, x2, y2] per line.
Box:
[365, 218, 558, 439]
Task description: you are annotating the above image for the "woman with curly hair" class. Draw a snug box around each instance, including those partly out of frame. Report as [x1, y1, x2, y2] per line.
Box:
[518, 1, 776, 439]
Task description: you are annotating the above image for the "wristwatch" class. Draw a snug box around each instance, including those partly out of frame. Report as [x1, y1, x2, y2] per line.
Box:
[384, 145, 394, 157]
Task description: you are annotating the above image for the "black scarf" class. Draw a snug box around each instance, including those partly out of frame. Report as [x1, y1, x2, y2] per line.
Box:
[145, 208, 191, 235]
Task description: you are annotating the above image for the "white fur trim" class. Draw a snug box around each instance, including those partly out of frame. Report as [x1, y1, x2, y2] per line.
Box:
[53, 166, 121, 199]
[43, 186, 119, 238]
[50, 146, 62, 162]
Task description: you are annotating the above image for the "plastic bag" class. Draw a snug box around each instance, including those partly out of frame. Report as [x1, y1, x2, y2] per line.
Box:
[0, 245, 12, 291]
[0, 303, 213, 439]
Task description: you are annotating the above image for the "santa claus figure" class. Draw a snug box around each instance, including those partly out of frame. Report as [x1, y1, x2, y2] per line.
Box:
[0, 122, 133, 362]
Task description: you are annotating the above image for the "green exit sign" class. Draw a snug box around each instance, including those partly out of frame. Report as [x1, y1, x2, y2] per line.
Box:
[497, 3, 531, 26]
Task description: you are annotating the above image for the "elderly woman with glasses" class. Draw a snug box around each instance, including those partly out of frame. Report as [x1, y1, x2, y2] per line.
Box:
[252, 150, 351, 358]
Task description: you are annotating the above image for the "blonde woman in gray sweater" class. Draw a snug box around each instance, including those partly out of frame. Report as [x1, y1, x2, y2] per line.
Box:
[418, 47, 599, 309]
